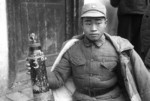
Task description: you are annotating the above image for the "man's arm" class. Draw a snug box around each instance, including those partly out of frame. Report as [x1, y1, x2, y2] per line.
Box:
[47, 52, 71, 89]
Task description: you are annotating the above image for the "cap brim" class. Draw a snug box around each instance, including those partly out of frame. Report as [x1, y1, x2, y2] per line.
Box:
[81, 11, 105, 17]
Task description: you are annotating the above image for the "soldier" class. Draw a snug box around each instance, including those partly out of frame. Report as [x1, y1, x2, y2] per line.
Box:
[48, 2, 150, 101]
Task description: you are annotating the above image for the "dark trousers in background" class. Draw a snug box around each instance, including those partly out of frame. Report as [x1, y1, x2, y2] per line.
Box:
[117, 14, 143, 56]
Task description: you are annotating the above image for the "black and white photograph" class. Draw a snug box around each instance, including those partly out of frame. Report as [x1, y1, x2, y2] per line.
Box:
[0, 0, 150, 101]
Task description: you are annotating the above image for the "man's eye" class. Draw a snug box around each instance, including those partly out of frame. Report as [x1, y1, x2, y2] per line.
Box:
[85, 22, 91, 25]
[96, 22, 102, 25]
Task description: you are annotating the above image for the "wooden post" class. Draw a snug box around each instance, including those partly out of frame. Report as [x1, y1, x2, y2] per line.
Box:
[65, 0, 84, 40]
[6, 0, 18, 88]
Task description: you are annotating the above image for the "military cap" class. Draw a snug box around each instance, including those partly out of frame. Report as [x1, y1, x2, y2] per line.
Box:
[81, 3, 106, 18]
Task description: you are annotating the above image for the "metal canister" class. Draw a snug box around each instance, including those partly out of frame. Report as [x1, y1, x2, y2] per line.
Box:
[26, 33, 54, 101]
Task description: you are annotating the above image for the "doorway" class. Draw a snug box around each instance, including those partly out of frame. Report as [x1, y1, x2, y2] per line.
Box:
[7, 0, 83, 87]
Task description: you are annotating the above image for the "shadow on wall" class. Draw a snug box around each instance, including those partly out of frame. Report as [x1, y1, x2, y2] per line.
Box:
[84, 0, 118, 35]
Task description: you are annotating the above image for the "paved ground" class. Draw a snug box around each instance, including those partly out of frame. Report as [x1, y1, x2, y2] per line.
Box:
[0, 70, 34, 101]
[0, 67, 54, 101]
[0, 65, 55, 101]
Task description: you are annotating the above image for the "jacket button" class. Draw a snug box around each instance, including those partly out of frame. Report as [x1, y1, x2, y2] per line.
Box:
[92, 98, 96, 101]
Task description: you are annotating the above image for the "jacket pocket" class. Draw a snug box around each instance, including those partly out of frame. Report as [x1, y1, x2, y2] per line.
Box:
[101, 62, 117, 71]
[71, 55, 86, 66]
[71, 56, 86, 74]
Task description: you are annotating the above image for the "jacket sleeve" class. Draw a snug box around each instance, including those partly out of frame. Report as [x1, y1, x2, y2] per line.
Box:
[130, 49, 150, 101]
[47, 52, 71, 89]
[110, 0, 120, 7]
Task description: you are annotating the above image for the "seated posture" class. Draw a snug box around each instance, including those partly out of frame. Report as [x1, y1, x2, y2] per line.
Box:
[48, 2, 150, 101]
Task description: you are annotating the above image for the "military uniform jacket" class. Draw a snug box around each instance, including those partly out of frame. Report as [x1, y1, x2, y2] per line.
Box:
[49, 33, 150, 101]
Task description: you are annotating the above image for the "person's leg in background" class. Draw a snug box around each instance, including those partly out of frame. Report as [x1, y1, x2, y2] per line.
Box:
[131, 14, 143, 56]
[117, 14, 143, 56]
[117, 15, 132, 41]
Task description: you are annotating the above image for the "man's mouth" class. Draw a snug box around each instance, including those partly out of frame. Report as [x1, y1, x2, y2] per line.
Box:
[90, 34, 99, 36]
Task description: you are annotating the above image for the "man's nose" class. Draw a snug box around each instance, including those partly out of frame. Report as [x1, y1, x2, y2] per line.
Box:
[91, 24, 97, 32]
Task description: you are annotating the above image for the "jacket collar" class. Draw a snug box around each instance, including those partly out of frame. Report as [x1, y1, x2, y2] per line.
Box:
[51, 33, 134, 71]
[104, 33, 134, 53]
[83, 34, 106, 48]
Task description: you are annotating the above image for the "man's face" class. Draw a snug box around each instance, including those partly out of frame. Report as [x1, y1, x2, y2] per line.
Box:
[82, 17, 107, 41]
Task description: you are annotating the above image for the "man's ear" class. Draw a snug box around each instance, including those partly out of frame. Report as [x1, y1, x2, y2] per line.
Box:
[105, 19, 108, 25]
[80, 20, 83, 28]
[104, 18, 107, 28]
[80, 18, 83, 24]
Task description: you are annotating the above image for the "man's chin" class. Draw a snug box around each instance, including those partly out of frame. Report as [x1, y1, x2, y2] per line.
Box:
[89, 37, 100, 41]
